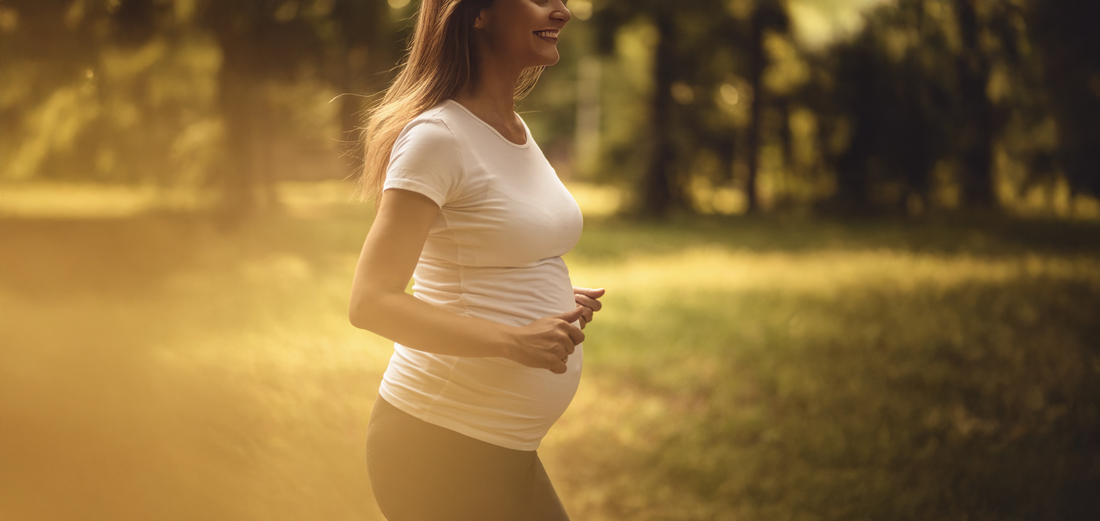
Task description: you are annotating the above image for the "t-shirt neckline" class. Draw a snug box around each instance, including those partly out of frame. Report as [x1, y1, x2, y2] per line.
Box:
[445, 100, 531, 149]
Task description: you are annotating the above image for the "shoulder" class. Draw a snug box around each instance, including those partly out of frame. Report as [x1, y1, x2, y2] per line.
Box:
[390, 105, 465, 169]
[396, 104, 460, 151]
[385, 103, 468, 206]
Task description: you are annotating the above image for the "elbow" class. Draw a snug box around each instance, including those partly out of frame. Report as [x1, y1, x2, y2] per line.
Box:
[350, 282, 405, 331]
[348, 307, 366, 330]
[348, 293, 378, 331]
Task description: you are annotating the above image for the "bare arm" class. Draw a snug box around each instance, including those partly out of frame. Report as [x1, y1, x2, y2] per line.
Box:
[349, 189, 584, 374]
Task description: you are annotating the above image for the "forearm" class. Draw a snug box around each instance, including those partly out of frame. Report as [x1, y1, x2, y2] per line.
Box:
[348, 189, 579, 372]
[350, 288, 515, 359]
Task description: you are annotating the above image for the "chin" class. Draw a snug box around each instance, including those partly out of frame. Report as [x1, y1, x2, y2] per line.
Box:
[537, 51, 560, 67]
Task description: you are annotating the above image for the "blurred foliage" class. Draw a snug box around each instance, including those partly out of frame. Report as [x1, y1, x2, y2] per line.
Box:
[576, 0, 1100, 216]
[0, 0, 394, 220]
[1, 0, 1099, 219]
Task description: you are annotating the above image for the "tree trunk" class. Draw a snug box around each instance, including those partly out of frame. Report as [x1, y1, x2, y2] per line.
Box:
[1029, 1, 1100, 199]
[952, 0, 996, 209]
[828, 45, 875, 213]
[833, 132, 871, 211]
[641, 14, 677, 216]
[216, 39, 275, 223]
[744, 6, 767, 213]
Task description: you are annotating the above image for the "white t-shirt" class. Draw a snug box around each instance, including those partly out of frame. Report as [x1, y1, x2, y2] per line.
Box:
[377, 100, 584, 451]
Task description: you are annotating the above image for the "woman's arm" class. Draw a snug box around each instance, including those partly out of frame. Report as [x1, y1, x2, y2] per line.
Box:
[349, 188, 584, 374]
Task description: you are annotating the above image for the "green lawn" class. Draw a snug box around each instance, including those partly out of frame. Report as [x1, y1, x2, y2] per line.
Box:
[1, 182, 1098, 520]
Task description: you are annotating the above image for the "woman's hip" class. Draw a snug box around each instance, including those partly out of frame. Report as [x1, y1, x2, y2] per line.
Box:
[366, 395, 568, 521]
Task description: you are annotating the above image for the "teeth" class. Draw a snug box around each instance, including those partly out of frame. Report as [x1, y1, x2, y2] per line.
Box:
[535, 30, 559, 38]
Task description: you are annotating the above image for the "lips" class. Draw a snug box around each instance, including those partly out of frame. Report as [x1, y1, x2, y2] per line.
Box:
[534, 29, 560, 41]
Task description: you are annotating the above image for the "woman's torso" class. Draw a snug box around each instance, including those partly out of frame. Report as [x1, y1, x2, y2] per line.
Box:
[378, 100, 584, 451]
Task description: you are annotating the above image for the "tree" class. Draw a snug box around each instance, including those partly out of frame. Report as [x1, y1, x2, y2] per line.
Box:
[820, 1, 952, 213]
[198, 0, 396, 222]
[818, 0, 1033, 214]
[1, 0, 395, 221]
[592, 0, 780, 216]
[1028, 0, 1100, 200]
[742, 0, 790, 214]
[592, 0, 684, 216]
[951, 0, 1018, 209]
[0, 0, 138, 181]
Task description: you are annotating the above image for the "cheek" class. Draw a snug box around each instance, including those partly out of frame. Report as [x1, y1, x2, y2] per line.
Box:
[487, 26, 529, 50]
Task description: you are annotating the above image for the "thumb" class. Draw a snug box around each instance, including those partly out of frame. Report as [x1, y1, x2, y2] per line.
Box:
[556, 306, 585, 324]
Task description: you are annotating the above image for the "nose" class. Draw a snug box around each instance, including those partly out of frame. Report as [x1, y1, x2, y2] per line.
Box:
[552, 0, 571, 24]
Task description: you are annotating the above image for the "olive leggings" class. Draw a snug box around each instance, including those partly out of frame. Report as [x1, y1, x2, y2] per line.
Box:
[366, 396, 570, 521]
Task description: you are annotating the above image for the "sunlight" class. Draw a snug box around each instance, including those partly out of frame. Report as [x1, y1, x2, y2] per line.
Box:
[789, 0, 897, 49]
[569, 246, 1100, 300]
[570, 1, 593, 21]
[0, 183, 156, 218]
[566, 182, 623, 217]
[3, 0, 1098, 518]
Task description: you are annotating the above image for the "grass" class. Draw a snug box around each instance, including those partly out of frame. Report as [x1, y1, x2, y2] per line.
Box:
[1, 182, 1098, 521]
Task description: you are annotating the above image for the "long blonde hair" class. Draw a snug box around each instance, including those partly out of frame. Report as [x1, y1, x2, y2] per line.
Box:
[361, 0, 545, 203]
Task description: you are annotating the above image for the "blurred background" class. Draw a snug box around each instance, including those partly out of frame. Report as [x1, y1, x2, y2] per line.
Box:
[1, 0, 1098, 520]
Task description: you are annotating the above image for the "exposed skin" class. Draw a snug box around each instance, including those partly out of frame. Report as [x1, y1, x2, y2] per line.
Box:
[454, 0, 571, 144]
[349, 0, 602, 374]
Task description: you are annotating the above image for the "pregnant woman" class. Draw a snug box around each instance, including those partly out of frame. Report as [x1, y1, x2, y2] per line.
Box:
[348, 1, 604, 519]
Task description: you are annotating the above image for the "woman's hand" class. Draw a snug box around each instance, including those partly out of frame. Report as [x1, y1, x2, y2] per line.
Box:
[508, 307, 586, 374]
[573, 287, 606, 329]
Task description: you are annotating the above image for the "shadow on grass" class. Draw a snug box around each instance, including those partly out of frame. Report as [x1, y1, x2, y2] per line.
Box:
[552, 276, 1100, 521]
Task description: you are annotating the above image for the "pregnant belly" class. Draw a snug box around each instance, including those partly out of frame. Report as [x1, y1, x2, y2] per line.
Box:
[383, 256, 583, 449]
[412, 257, 576, 327]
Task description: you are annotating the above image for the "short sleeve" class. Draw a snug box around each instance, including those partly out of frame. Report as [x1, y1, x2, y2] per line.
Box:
[383, 117, 464, 208]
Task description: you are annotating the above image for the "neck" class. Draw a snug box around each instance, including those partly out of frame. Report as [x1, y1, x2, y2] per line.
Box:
[453, 50, 522, 124]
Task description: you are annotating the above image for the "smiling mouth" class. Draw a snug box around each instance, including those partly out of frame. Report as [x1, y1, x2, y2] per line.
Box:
[534, 29, 560, 41]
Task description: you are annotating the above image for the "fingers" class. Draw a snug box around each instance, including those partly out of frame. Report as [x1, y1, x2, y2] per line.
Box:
[563, 321, 585, 347]
[551, 346, 571, 374]
[550, 312, 585, 356]
[523, 307, 593, 373]
[574, 287, 604, 330]
[574, 294, 603, 312]
[573, 287, 606, 299]
[579, 305, 593, 326]
[533, 345, 570, 374]
[556, 306, 586, 324]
